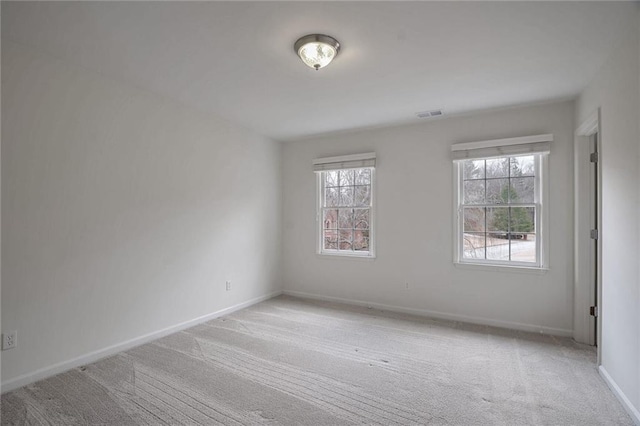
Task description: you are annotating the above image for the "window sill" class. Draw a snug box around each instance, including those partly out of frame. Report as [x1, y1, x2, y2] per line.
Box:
[317, 252, 376, 261]
[454, 262, 548, 274]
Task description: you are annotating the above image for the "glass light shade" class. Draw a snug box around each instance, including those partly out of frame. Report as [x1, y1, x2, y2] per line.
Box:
[294, 34, 340, 70]
[298, 42, 336, 70]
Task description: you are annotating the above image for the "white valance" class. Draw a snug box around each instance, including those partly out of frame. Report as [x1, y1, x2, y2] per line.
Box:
[313, 152, 376, 172]
[451, 134, 552, 161]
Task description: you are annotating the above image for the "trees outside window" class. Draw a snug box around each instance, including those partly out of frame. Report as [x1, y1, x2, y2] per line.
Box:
[319, 167, 375, 257]
[457, 154, 542, 265]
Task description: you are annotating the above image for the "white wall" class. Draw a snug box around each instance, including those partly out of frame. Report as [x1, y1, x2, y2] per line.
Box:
[576, 10, 640, 420]
[282, 100, 575, 335]
[1, 41, 282, 387]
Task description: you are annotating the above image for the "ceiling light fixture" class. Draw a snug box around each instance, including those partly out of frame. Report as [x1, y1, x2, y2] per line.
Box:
[294, 34, 340, 71]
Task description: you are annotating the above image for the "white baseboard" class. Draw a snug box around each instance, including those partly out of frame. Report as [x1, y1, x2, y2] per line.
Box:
[283, 290, 573, 337]
[1, 290, 282, 394]
[599, 366, 640, 425]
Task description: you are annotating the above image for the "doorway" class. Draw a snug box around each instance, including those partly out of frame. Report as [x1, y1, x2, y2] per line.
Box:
[589, 132, 598, 346]
[574, 110, 601, 361]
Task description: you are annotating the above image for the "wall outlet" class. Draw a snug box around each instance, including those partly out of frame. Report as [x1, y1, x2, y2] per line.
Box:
[226, 281, 231, 291]
[2, 331, 17, 350]
[405, 282, 410, 290]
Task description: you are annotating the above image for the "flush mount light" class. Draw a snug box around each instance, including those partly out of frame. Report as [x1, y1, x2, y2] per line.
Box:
[294, 34, 340, 70]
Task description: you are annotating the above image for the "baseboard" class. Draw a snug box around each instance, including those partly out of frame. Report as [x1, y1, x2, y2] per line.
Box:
[1, 290, 282, 394]
[599, 366, 640, 425]
[283, 290, 573, 337]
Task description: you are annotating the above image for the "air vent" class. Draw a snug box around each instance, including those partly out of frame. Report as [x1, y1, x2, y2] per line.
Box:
[416, 109, 443, 119]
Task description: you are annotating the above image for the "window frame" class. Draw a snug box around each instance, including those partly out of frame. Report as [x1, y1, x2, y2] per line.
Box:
[316, 167, 376, 259]
[453, 152, 549, 270]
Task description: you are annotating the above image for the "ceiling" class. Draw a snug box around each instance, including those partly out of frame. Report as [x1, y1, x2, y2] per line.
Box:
[2, 1, 638, 141]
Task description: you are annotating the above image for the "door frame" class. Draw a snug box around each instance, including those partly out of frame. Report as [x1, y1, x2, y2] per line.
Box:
[574, 109, 602, 363]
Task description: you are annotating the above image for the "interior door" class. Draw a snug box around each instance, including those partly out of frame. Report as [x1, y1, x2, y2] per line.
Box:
[589, 133, 598, 346]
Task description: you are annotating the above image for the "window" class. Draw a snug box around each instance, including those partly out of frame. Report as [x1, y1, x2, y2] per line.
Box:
[314, 153, 376, 257]
[452, 135, 551, 268]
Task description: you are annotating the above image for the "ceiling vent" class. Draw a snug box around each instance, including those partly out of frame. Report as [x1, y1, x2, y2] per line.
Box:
[416, 109, 443, 119]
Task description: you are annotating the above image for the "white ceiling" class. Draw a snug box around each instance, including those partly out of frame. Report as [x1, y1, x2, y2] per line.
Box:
[2, 1, 638, 141]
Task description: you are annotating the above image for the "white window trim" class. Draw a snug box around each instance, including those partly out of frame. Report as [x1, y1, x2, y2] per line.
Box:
[452, 137, 550, 270]
[314, 154, 376, 259]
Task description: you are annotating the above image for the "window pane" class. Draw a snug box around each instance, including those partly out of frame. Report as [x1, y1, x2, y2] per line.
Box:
[510, 177, 534, 203]
[487, 207, 509, 233]
[355, 168, 371, 185]
[339, 187, 353, 206]
[323, 209, 338, 229]
[486, 234, 510, 261]
[324, 230, 338, 250]
[463, 180, 485, 204]
[339, 230, 352, 250]
[511, 156, 534, 177]
[325, 187, 339, 207]
[463, 159, 485, 180]
[486, 158, 509, 178]
[510, 207, 535, 233]
[511, 234, 536, 262]
[463, 232, 486, 260]
[339, 170, 354, 186]
[486, 178, 510, 204]
[354, 209, 370, 229]
[463, 207, 485, 232]
[324, 171, 339, 187]
[353, 230, 369, 251]
[354, 185, 371, 206]
[338, 209, 354, 229]
[486, 207, 511, 261]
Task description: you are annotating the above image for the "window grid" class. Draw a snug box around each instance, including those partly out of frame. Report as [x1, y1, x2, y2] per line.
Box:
[320, 169, 373, 255]
[459, 155, 539, 265]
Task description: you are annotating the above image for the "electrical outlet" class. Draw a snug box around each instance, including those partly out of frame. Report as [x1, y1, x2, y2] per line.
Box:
[405, 282, 410, 290]
[226, 281, 231, 291]
[2, 331, 17, 350]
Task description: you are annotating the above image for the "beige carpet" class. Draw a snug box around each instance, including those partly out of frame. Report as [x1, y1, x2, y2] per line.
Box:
[1, 295, 632, 425]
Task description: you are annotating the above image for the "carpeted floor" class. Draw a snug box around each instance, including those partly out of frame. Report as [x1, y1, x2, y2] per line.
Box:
[1, 295, 632, 425]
